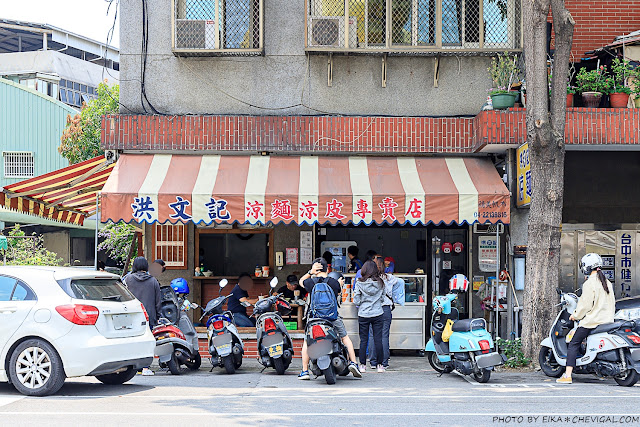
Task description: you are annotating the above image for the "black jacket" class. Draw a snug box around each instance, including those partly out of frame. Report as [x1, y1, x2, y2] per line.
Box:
[124, 271, 162, 328]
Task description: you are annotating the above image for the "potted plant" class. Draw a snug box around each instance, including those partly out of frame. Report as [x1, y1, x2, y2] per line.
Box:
[576, 66, 611, 108]
[488, 52, 520, 110]
[610, 58, 633, 108]
[566, 85, 576, 108]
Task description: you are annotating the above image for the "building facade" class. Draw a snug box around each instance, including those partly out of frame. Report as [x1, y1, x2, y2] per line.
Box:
[101, 0, 640, 344]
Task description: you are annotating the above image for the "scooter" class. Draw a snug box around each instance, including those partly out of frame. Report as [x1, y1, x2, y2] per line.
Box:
[200, 279, 245, 374]
[305, 318, 351, 384]
[254, 277, 294, 375]
[153, 278, 202, 375]
[539, 288, 640, 386]
[425, 276, 503, 383]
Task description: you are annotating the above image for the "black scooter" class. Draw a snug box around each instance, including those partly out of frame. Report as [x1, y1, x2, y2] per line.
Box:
[200, 279, 245, 374]
[254, 278, 294, 375]
[305, 318, 350, 384]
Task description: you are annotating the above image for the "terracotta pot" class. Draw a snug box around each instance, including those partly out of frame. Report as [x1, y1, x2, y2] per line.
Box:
[610, 92, 630, 108]
[581, 91, 602, 108]
[566, 93, 574, 108]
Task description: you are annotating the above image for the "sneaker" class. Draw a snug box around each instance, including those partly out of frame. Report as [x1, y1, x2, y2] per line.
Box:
[349, 362, 362, 378]
[298, 370, 310, 380]
[141, 368, 154, 376]
[358, 364, 367, 373]
[556, 375, 572, 384]
[377, 365, 386, 373]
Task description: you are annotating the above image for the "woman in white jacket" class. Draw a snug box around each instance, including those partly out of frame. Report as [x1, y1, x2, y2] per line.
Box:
[557, 253, 616, 384]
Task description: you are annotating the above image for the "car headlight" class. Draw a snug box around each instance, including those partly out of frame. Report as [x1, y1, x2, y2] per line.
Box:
[615, 308, 640, 320]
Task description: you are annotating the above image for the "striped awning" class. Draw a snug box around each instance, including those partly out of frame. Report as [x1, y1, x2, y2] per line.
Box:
[101, 155, 510, 225]
[0, 156, 114, 225]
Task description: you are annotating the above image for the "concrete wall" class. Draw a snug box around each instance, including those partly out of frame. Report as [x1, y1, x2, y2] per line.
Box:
[43, 231, 70, 264]
[120, 0, 495, 116]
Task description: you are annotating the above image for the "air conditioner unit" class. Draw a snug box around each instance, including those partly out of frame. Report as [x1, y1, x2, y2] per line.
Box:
[473, 223, 505, 234]
[308, 16, 358, 48]
[175, 19, 217, 49]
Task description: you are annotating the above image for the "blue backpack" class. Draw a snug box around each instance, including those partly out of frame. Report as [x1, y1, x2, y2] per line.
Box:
[309, 278, 339, 321]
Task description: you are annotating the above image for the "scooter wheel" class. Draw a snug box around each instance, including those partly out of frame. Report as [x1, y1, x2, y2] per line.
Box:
[185, 352, 201, 371]
[427, 352, 453, 374]
[614, 369, 640, 387]
[322, 366, 337, 385]
[273, 357, 286, 375]
[538, 347, 565, 378]
[223, 356, 236, 374]
[473, 369, 491, 383]
[168, 352, 182, 375]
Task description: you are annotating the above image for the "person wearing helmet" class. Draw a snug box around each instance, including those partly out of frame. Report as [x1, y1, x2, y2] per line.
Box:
[557, 253, 616, 384]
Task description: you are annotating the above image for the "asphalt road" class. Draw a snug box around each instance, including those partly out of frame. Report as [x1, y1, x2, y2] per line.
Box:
[2, 357, 640, 426]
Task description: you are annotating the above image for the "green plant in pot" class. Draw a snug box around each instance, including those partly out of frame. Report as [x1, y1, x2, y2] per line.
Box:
[610, 58, 633, 108]
[576, 66, 611, 108]
[488, 52, 520, 110]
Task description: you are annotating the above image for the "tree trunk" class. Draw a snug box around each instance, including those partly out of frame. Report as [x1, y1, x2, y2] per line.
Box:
[521, 0, 575, 359]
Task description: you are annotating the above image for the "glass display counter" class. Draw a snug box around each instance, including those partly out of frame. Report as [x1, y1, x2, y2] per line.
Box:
[339, 274, 427, 351]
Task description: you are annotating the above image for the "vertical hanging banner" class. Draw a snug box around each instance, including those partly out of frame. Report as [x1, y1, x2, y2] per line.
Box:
[516, 143, 531, 208]
[616, 231, 636, 298]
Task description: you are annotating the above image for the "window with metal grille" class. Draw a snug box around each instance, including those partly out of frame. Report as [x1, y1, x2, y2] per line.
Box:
[173, 0, 263, 56]
[306, 0, 521, 53]
[3, 152, 34, 178]
[153, 224, 187, 268]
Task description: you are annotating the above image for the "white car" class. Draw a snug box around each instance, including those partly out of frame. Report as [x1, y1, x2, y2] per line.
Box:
[0, 266, 155, 396]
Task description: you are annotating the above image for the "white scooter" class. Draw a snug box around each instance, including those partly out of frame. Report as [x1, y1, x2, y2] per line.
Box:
[539, 288, 640, 386]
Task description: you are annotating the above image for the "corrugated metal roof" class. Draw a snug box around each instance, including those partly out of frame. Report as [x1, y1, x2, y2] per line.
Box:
[0, 77, 76, 189]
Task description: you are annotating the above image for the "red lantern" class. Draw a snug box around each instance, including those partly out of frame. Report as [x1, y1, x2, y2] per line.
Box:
[453, 242, 464, 254]
[442, 243, 452, 254]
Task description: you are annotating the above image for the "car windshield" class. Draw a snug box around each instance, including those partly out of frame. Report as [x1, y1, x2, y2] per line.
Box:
[56, 278, 135, 302]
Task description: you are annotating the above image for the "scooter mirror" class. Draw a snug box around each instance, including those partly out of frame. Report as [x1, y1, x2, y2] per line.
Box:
[556, 288, 562, 295]
[219, 278, 228, 289]
[270, 277, 279, 288]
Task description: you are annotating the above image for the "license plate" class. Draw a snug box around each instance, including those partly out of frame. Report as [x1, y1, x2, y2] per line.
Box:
[267, 344, 283, 357]
[216, 343, 232, 352]
[112, 314, 133, 330]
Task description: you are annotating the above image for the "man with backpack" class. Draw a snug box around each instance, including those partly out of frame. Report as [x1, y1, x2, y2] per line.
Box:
[297, 258, 362, 380]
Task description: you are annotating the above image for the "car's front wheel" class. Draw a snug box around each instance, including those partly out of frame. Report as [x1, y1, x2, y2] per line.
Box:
[95, 367, 137, 385]
[8, 339, 66, 396]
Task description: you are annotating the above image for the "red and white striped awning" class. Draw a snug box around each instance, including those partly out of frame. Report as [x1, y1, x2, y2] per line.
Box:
[101, 155, 509, 225]
[1, 156, 114, 225]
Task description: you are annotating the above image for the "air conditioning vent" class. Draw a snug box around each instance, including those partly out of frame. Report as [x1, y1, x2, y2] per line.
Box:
[308, 16, 357, 48]
[175, 19, 217, 50]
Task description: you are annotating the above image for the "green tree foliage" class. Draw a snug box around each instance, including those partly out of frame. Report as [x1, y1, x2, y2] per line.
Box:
[1, 225, 63, 266]
[97, 222, 137, 266]
[59, 82, 119, 165]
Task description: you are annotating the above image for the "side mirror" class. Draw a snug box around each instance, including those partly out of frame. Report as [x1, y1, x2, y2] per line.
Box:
[219, 278, 228, 289]
[270, 277, 279, 288]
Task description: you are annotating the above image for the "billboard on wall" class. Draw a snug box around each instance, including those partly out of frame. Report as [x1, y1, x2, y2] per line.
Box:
[516, 143, 531, 207]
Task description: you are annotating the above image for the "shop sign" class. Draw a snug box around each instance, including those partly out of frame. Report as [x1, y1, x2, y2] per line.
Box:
[479, 236, 498, 272]
[516, 143, 532, 208]
[616, 231, 636, 298]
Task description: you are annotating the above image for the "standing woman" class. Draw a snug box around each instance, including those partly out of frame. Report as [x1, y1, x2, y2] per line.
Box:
[557, 253, 615, 384]
[368, 255, 395, 369]
[353, 260, 386, 373]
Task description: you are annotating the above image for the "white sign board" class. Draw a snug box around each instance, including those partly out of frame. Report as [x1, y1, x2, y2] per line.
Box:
[478, 236, 498, 273]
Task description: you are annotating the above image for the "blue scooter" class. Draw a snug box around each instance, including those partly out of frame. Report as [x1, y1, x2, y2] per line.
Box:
[425, 274, 503, 383]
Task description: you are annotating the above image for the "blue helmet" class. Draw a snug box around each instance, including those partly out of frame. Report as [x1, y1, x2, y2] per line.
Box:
[170, 278, 189, 295]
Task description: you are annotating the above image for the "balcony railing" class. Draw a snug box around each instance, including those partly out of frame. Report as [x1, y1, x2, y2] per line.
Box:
[305, 0, 522, 54]
[172, 0, 264, 56]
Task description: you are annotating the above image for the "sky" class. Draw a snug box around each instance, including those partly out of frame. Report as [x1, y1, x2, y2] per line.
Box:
[1, 0, 120, 48]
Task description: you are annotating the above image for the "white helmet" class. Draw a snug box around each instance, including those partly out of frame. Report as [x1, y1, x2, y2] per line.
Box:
[580, 253, 603, 276]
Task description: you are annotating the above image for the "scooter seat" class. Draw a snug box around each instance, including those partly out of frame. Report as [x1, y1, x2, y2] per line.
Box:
[452, 318, 486, 332]
[591, 321, 626, 334]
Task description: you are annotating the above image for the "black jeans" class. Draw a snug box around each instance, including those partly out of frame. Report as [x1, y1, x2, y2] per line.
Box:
[368, 305, 393, 367]
[567, 326, 594, 368]
[359, 314, 384, 366]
